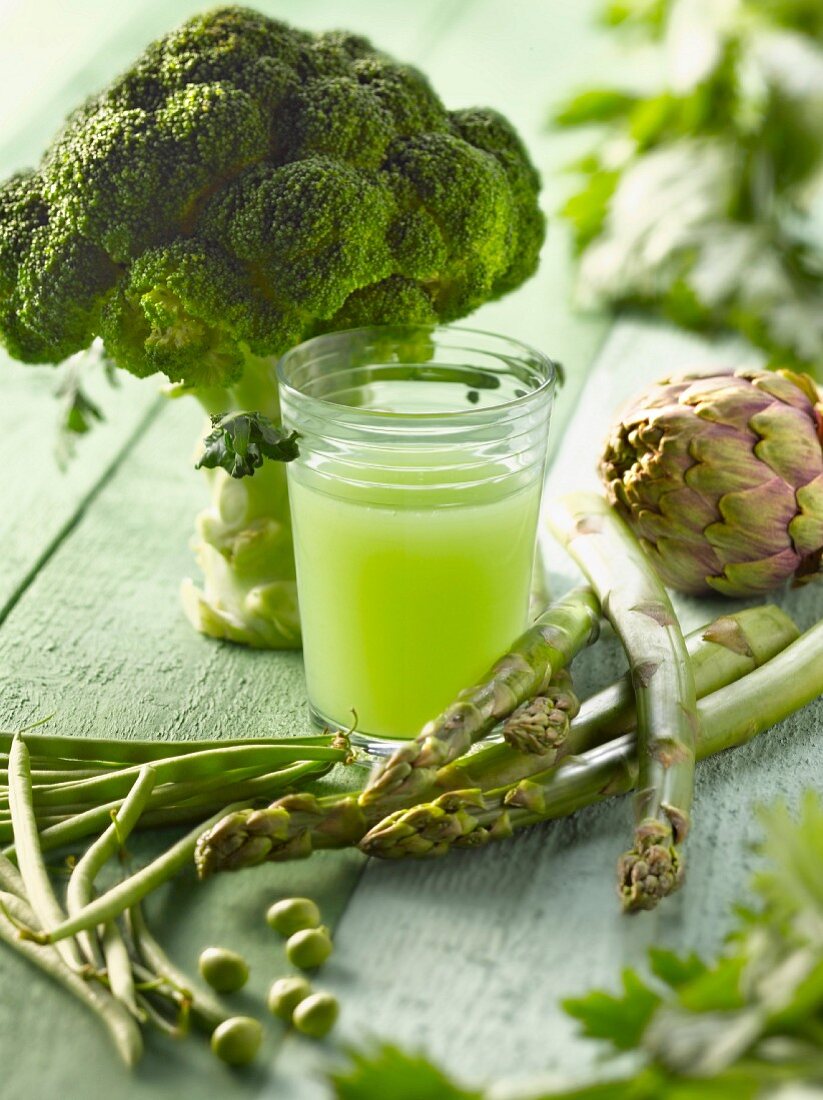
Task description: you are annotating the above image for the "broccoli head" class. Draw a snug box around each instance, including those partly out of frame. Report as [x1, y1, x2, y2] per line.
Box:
[0, 6, 545, 385]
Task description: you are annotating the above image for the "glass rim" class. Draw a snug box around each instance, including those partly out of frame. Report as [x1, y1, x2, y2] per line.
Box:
[275, 323, 558, 425]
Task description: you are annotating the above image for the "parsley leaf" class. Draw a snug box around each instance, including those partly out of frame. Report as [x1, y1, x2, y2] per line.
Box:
[563, 969, 661, 1051]
[329, 1044, 482, 1100]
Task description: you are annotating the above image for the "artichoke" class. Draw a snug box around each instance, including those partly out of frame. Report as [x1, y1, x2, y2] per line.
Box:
[599, 367, 823, 597]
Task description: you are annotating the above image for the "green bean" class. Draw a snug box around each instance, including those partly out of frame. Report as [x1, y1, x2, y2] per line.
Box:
[0, 849, 25, 897]
[31, 743, 346, 809]
[192, 760, 333, 804]
[66, 766, 156, 968]
[0, 730, 343, 764]
[8, 736, 85, 972]
[122, 762, 334, 832]
[128, 904, 228, 1031]
[3, 756, 335, 857]
[102, 919, 140, 1017]
[29, 804, 248, 945]
[0, 890, 142, 1066]
[32, 756, 121, 773]
[31, 769, 111, 784]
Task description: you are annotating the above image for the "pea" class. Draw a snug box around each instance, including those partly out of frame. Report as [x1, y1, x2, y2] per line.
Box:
[266, 897, 321, 937]
[267, 975, 312, 1021]
[198, 946, 249, 993]
[293, 992, 339, 1039]
[286, 926, 333, 970]
[210, 1016, 262, 1066]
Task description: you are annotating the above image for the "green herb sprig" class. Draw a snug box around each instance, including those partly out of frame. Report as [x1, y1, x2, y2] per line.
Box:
[553, 0, 823, 379]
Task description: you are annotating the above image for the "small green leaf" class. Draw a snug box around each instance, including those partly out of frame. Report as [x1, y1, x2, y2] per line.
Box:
[601, 0, 669, 32]
[553, 89, 638, 127]
[628, 93, 678, 148]
[560, 170, 619, 251]
[676, 956, 747, 1013]
[329, 1044, 482, 1100]
[63, 389, 104, 436]
[528, 1071, 660, 1099]
[648, 948, 708, 990]
[563, 969, 661, 1051]
[662, 278, 712, 330]
[755, 792, 823, 922]
[196, 411, 299, 479]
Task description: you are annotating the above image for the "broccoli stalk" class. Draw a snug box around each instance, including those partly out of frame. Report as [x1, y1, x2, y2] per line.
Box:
[182, 353, 300, 648]
[1, 7, 546, 647]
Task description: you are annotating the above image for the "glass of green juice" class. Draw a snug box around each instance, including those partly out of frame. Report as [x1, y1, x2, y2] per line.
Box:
[277, 325, 557, 752]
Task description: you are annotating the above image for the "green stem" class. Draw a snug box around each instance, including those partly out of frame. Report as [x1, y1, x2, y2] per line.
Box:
[0, 849, 25, 898]
[1, 756, 335, 857]
[182, 352, 300, 649]
[30, 743, 345, 809]
[135, 992, 184, 1038]
[102, 918, 141, 1019]
[547, 492, 699, 912]
[0, 729, 341, 765]
[128, 904, 228, 1031]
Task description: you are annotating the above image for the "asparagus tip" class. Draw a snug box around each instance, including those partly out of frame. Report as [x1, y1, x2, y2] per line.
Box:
[617, 821, 685, 913]
[501, 670, 579, 755]
[361, 741, 439, 806]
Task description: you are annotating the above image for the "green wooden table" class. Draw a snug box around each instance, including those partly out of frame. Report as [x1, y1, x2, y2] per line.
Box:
[2, 2, 821, 1096]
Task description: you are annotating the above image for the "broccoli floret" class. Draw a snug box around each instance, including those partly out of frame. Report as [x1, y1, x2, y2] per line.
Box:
[0, 6, 545, 385]
[2, 7, 547, 650]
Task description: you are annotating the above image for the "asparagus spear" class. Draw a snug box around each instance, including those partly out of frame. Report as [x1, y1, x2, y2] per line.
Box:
[547, 492, 699, 912]
[194, 605, 795, 876]
[361, 586, 602, 807]
[361, 620, 823, 864]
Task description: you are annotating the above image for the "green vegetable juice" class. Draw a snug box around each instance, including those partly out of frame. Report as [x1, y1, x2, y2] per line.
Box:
[287, 376, 546, 740]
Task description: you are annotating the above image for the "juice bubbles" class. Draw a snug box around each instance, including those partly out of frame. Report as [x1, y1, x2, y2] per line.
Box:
[278, 327, 555, 745]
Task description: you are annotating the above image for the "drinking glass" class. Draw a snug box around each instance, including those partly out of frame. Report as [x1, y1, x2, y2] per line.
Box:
[277, 324, 557, 752]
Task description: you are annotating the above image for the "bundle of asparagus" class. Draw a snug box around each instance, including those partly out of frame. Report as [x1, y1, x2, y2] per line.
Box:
[196, 491, 823, 916]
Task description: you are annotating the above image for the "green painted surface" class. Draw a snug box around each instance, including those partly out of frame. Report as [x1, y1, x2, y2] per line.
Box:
[3, 2, 819, 1098]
